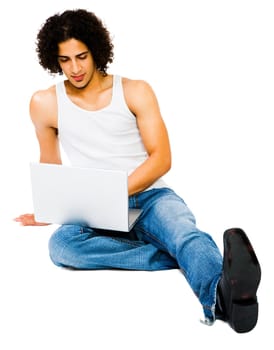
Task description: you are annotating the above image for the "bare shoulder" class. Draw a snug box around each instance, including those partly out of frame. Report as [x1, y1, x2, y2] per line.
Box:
[30, 85, 58, 128]
[30, 85, 56, 105]
[122, 77, 154, 95]
[122, 77, 158, 114]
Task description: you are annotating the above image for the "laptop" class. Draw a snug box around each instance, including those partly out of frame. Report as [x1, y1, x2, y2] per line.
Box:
[30, 162, 142, 232]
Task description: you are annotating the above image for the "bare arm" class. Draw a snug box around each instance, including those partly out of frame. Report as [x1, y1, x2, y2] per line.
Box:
[30, 88, 62, 164]
[124, 79, 171, 196]
[15, 87, 61, 226]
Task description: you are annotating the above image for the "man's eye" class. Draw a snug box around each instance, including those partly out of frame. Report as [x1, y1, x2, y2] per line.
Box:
[58, 58, 68, 63]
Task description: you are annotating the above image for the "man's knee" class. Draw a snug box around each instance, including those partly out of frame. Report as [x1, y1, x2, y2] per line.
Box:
[48, 225, 81, 267]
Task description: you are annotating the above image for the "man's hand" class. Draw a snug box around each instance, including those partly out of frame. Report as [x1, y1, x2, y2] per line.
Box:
[14, 213, 50, 226]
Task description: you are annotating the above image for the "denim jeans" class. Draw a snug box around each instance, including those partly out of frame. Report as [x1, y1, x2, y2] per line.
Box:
[49, 187, 223, 320]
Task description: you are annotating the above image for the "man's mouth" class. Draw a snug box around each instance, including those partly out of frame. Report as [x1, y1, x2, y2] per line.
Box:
[72, 74, 85, 82]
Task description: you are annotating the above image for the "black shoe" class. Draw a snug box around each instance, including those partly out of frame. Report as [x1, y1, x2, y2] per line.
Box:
[216, 228, 261, 333]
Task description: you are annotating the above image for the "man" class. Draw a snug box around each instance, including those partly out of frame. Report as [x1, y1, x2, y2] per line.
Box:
[15, 9, 261, 332]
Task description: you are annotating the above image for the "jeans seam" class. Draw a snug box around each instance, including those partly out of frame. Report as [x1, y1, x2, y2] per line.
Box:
[107, 236, 143, 247]
[82, 225, 142, 247]
[136, 225, 172, 256]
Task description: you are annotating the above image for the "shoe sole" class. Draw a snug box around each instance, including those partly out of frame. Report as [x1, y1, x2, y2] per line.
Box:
[222, 228, 261, 333]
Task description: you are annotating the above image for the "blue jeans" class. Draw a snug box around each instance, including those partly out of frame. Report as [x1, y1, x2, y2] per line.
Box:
[49, 188, 223, 320]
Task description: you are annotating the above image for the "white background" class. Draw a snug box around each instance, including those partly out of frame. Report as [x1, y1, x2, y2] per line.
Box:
[0, 1, 273, 349]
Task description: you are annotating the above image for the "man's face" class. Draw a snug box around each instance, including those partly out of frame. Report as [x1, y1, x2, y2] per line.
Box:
[57, 38, 95, 89]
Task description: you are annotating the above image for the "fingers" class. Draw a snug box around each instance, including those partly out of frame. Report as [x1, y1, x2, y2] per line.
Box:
[14, 214, 34, 225]
[14, 214, 50, 226]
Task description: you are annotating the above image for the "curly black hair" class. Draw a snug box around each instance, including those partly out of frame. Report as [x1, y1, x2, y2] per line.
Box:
[36, 9, 114, 75]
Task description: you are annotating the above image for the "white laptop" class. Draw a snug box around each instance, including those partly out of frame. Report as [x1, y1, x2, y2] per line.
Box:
[30, 162, 142, 232]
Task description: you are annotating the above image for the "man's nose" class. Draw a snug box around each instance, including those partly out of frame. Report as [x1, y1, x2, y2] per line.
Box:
[71, 59, 81, 74]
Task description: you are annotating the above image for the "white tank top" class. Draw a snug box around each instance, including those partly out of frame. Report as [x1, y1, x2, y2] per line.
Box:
[56, 75, 167, 190]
